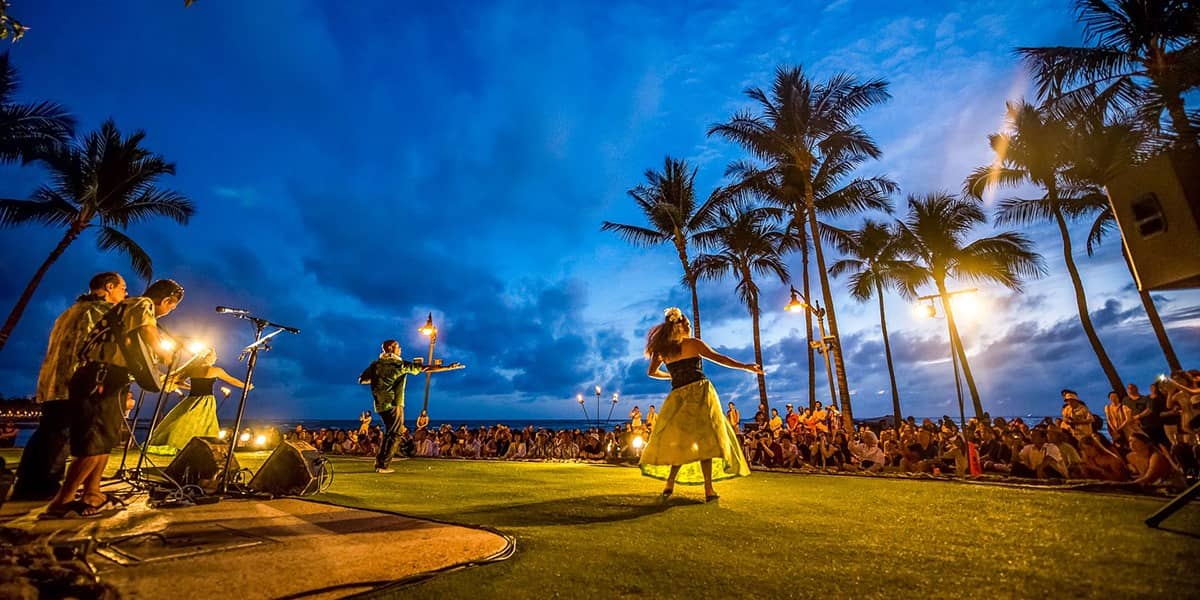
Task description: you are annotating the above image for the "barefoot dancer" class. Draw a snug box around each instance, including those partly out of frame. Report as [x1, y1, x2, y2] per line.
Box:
[640, 307, 758, 502]
[147, 349, 250, 455]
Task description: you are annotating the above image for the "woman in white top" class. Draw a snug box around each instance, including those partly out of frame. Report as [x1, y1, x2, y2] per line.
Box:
[1104, 390, 1133, 442]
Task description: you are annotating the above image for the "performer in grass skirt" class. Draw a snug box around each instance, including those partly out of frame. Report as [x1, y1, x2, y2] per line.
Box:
[640, 307, 760, 502]
[147, 350, 249, 455]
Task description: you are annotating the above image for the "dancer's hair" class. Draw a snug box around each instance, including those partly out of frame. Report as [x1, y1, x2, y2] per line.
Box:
[644, 307, 691, 358]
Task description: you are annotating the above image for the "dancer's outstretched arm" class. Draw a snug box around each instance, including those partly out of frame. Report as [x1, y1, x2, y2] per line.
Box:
[688, 339, 763, 375]
[207, 366, 252, 390]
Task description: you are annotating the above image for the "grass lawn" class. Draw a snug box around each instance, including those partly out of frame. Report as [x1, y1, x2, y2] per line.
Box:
[4, 450, 1197, 598]
[305, 457, 1198, 599]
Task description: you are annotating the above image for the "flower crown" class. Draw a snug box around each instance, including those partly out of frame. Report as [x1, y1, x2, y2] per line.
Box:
[664, 307, 685, 323]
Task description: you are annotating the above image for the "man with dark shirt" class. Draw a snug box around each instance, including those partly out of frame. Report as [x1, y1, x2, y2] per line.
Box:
[358, 340, 423, 473]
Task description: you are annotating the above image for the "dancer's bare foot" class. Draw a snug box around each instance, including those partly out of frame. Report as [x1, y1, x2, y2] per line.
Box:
[661, 484, 674, 497]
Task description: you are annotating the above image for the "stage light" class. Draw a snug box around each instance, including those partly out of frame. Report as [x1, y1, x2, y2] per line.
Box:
[913, 302, 936, 319]
[239, 432, 251, 443]
[159, 338, 177, 351]
[218, 429, 228, 440]
[632, 435, 645, 450]
[254, 434, 267, 447]
[950, 292, 980, 322]
[186, 340, 207, 354]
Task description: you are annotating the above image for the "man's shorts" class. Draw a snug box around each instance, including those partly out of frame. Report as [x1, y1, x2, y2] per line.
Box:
[68, 362, 130, 457]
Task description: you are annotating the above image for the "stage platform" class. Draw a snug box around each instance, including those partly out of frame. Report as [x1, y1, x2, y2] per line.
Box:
[0, 490, 513, 599]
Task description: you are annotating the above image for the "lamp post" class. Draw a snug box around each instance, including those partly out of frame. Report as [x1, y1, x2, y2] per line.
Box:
[594, 385, 601, 429]
[606, 392, 619, 424]
[913, 288, 978, 432]
[577, 393, 590, 424]
[786, 287, 838, 414]
[419, 313, 437, 415]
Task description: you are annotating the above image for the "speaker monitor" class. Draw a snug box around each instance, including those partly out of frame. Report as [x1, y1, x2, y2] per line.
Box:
[249, 440, 325, 496]
[1104, 149, 1200, 291]
[164, 436, 238, 490]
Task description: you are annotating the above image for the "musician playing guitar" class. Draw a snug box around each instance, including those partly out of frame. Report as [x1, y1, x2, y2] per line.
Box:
[43, 279, 184, 519]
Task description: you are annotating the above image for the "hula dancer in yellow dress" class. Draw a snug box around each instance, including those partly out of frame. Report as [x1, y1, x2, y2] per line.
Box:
[640, 307, 760, 502]
[147, 350, 250, 455]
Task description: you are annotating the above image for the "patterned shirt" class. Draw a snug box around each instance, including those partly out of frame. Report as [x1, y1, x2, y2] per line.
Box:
[79, 297, 157, 368]
[358, 354, 423, 413]
[34, 297, 112, 403]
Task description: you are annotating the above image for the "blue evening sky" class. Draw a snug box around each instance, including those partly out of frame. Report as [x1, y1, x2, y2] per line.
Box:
[1, 0, 1196, 422]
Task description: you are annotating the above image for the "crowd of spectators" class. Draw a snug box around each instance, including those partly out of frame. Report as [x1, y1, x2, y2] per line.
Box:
[275, 371, 1198, 493]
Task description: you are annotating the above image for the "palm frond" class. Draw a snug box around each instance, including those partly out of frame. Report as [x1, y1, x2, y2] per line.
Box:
[96, 226, 153, 281]
[0, 191, 79, 228]
[599, 221, 667, 247]
[992, 196, 1055, 226]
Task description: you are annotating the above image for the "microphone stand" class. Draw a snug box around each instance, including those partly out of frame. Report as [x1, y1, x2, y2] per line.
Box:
[217, 312, 299, 496]
[133, 348, 182, 481]
[109, 389, 146, 480]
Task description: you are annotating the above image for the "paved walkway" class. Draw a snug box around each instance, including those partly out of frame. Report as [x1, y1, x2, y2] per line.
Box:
[1, 491, 512, 599]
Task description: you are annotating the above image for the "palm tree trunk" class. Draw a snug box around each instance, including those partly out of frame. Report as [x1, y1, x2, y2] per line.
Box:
[750, 300, 768, 414]
[1120, 246, 1182, 372]
[674, 239, 701, 337]
[0, 226, 82, 353]
[937, 278, 984, 419]
[804, 190, 853, 428]
[1053, 207, 1124, 392]
[876, 281, 902, 426]
[803, 240, 815, 411]
[742, 265, 768, 413]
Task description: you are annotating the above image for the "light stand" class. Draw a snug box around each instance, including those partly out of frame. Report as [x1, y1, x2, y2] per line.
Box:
[594, 386, 601, 430]
[576, 394, 590, 425]
[605, 393, 618, 426]
[109, 389, 146, 480]
[132, 346, 182, 480]
[420, 313, 437, 416]
[787, 287, 838, 411]
[216, 310, 299, 496]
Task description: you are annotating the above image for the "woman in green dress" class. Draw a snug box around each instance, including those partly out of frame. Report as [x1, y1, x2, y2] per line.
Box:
[147, 350, 249, 455]
[640, 307, 760, 502]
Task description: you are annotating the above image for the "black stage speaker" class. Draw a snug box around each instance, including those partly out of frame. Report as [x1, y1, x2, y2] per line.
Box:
[1105, 149, 1200, 291]
[164, 436, 239, 490]
[249, 440, 326, 496]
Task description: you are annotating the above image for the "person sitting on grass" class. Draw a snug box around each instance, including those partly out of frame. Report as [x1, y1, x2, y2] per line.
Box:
[1077, 435, 1128, 481]
[900, 443, 930, 473]
[1060, 390, 1093, 440]
[1046, 427, 1084, 478]
[1014, 428, 1067, 479]
[850, 430, 885, 472]
[579, 434, 605, 461]
[778, 433, 802, 468]
[1124, 432, 1186, 490]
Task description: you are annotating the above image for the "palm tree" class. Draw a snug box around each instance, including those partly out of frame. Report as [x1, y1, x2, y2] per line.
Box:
[1016, 0, 1200, 150]
[830, 220, 920, 426]
[723, 151, 896, 413]
[692, 205, 789, 413]
[897, 193, 1046, 419]
[0, 51, 74, 164]
[965, 100, 1124, 392]
[602, 156, 721, 337]
[0, 119, 195, 352]
[709, 65, 891, 425]
[1071, 117, 1183, 372]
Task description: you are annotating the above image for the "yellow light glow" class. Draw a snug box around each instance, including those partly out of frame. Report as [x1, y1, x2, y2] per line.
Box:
[159, 338, 177, 351]
[577, 394, 584, 404]
[186, 340, 207, 354]
[419, 326, 435, 336]
[950, 293, 980, 322]
[239, 432, 251, 443]
[785, 298, 803, 312]
[912, 303, 936, 319]
[594, 385, 601, 394]
[218, 430, 228, 440]
[632, 436, 645, 449]
[254, 434, 267, 447]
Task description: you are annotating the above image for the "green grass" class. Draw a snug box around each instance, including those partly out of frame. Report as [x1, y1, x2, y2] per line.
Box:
[308, 457, 1199, 599]
[5, 450, 1198, 598]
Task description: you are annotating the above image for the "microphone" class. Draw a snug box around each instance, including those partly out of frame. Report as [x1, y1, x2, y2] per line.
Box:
[216, 306, 251, 315]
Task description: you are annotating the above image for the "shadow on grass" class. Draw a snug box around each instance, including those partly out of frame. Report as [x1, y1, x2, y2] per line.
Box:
[321, 492, 689, 528]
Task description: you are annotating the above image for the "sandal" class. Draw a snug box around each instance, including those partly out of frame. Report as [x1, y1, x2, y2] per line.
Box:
[38, 500, 116, 520]
[77, 494, 127, 518]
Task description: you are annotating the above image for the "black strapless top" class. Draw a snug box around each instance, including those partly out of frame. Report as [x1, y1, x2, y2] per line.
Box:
[188, 377, 215, 397]
[665, 356, 706, 390]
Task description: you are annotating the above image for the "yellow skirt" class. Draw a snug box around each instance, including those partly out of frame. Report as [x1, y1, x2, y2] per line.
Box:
[639, 379, 750, 485]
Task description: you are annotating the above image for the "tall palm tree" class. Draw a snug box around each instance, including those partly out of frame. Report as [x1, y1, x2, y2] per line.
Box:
[723, 151, 896, 413]
[1016, 0, 1200, 150]
[830, 220, 920, 426]
[0, 51, 74, 164]
[1071, 117, 1183, 372]
[709, 65, 891, 425]
[965, 100, 1124, 392]
[0, 119, 195, 352]
[897, 193, 1046, 419]
[692, 205, 789, 413]
[602, 156, 721, 337]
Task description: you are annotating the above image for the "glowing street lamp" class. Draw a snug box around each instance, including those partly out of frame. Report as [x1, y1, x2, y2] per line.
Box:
[419, 313, 438, 415]
[913, 287, 979, 429]
[576, 393, 591, 424]
[605, 392, 619, 424]
[784, 286, 837, 410]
